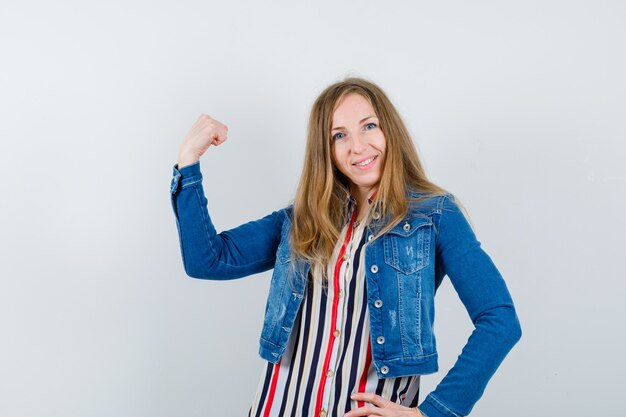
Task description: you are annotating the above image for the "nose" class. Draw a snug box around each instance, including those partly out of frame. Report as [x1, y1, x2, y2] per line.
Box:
[350, 132, 366, 154]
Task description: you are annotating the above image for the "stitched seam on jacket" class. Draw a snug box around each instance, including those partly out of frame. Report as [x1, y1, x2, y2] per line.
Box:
[435, 194, 449, 233]
[181, 178, 202, 188]
[381, 351, 438, 361]
[429, 394, 462, 417]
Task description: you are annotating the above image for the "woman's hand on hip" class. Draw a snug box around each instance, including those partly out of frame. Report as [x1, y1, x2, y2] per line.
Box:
[178, 114, 228, 168]
[343, 393, 426, 417]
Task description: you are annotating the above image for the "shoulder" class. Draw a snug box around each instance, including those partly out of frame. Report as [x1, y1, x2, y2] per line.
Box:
[271, 204, 294, 235]
[405, 189, 453, 217]
[283, 204, 294, 223]
[404, 190, 469, 239]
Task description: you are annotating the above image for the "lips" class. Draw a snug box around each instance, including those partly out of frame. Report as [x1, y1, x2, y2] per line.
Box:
[352, 155, 377, 166]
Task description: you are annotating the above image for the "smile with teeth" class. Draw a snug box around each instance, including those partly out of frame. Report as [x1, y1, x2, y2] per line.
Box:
[353, 155, 377, 166]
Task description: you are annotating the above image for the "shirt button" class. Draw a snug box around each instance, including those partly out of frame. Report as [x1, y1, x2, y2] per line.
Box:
[377, 336, 385, 344]
[333, 329, 341, 337]
[342, 253, 348, 260]
[326, 369, 334, 377]
[381, 366, 389, 375]
[320, 410, 327, 417]
[374, 299, 383, 308]
[403, 222, 411, 232]
[370, 265, 378, 273]
[338, 290, 344, 298]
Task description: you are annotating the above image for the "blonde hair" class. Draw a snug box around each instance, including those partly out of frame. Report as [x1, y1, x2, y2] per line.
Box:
[289, 76, 468, 283]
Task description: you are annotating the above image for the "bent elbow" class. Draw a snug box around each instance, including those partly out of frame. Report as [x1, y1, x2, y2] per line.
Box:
[182, 258, 223, 280]
[499, 304, 523, 348]
[184, 265, 209, 280]
[185, 267, 212, 280]
[510, 310, 523, 345]
[476, 303, 523, 349]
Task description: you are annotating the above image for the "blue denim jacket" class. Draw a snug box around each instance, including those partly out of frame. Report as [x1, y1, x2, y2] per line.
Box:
[170, 161, 522, 417]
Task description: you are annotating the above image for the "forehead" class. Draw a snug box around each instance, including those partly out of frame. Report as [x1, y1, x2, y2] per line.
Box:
[332, 93, 376, 125]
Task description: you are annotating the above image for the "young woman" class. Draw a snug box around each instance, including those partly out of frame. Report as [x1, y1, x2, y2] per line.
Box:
[169, 77, 522, 417]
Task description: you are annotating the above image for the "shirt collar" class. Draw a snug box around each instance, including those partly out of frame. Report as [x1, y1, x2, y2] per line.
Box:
[341, 188, 378, 228]
[346, 188, 378, 209]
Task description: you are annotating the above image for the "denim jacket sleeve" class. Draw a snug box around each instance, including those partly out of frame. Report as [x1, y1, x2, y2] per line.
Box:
[169, 160, 287, 280]
[418, 194, 522, 417]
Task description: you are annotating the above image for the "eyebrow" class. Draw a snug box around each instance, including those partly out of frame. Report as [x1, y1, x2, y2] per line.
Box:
[331, 115, 377, 131]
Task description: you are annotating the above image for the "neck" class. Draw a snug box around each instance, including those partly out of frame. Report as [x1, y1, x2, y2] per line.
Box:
[351, 184, 377, 222]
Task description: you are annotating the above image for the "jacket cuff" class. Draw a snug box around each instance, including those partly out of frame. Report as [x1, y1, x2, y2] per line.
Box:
[419, 394, 463, 417]
[170, 161, 202, 195]
[175, 160, 201, 177]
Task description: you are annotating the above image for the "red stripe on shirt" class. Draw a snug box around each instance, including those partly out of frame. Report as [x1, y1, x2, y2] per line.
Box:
[356, 338, 372, 408]
[313, 207, 358, 417]
[262, 359, 281, 417]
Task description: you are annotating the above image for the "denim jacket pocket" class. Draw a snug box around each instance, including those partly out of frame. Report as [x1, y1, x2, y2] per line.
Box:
[383, 216, 432, 274]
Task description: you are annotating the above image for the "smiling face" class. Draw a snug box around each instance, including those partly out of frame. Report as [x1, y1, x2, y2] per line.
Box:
[331, 93, 386, 203]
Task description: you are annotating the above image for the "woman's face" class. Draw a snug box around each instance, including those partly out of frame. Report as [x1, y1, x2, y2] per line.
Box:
[331, 93, 386, 199]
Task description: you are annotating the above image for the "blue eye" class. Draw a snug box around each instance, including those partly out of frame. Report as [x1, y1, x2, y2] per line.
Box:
[333, 132, 345, 140]
[364, 122, 377, 130]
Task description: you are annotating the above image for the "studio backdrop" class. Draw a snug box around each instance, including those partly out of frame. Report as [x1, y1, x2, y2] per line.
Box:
[1, 1, 624, 416]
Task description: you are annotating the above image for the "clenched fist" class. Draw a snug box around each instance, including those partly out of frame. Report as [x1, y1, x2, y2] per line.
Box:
[177, 114, 228, 168]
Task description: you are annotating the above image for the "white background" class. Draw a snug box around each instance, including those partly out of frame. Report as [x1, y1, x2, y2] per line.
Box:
[1, 1, 624, 416]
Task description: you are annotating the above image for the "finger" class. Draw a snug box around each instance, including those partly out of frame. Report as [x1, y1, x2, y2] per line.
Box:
[343, 405, 383, 417]
[351, 393, 397, 409]
[206, 123, 227, 143]
[211, 132, 226, 146]
[215, 124, 228, 141]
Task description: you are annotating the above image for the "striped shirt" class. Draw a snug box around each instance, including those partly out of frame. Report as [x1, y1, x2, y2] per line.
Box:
[249, 195, 421, 417]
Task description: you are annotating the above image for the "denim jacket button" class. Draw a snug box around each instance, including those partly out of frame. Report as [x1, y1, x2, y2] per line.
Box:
[370, 265, 378, 273]
[377, 336, 385, 344]
[374, 299, 383, 308]
[373, 212, 380, 220]
[381, 366, 389, 374]
[367, 234, 373, 242]
[403, 222, 411, 232]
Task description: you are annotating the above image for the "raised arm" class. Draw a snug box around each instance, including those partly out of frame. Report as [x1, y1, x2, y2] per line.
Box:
[169, 114, 288, 280]
[418, 193, 522, 417]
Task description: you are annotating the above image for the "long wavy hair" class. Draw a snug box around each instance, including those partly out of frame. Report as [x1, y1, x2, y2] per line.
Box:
[290, 76, 467, 283]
